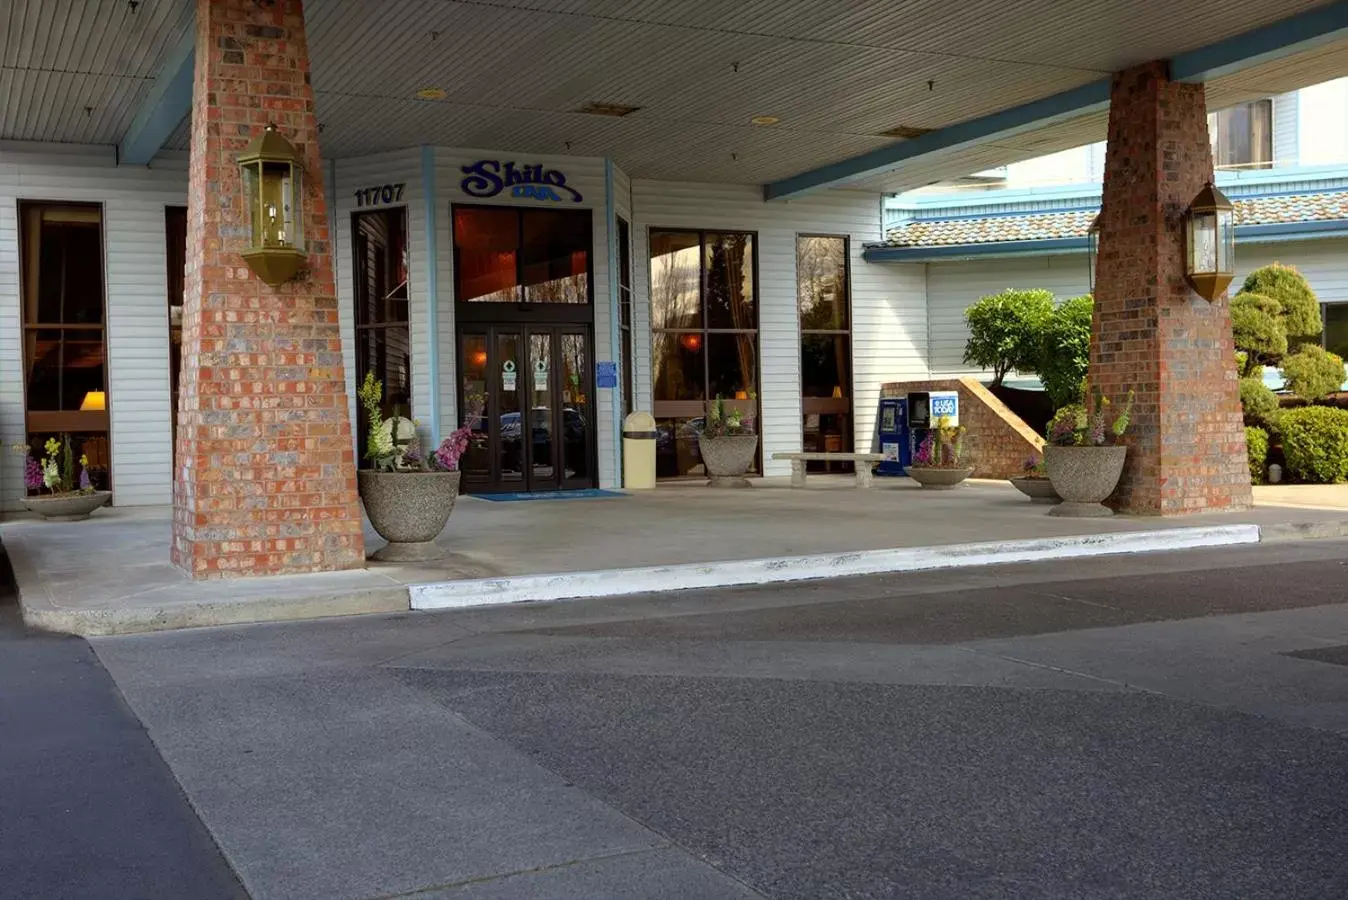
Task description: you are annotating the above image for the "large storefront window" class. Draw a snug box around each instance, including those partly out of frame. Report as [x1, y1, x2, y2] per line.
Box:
[20, 202, 110, 491]
[353, 208, 411, 463]
[166, 206, 187, 467]
[650, 229, 758, 478]
[797, 235, 853, 472]
[1324, 303, 1348, 359]
[453, 206, 591, 305]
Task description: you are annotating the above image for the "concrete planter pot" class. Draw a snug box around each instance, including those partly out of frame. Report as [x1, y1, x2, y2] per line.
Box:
[905, 466, 973, 489]
[1044, 444, 1127, 517]
[1009, 476, 1061, 504]
[358, 470, 460, 561]
[698, 434, 758, 488]
[20, 491, 111, 522]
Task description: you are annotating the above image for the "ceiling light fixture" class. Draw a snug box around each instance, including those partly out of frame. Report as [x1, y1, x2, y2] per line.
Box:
[750, 115, 780, 126]
[878, 125, 934, 140]
[575, 102, 642, 117]
[414, 87, 447, 101]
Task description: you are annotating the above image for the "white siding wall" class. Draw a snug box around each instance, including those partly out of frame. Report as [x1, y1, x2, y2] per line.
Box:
[1273, 92, 1299, 167]
[923, 237, 1348, 378]
[0, 142, 186, 511]
[629, 182, 926, 473]
[926, 255, 1091, 376]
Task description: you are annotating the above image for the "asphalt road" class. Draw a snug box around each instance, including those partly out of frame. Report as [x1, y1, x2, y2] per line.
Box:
[10, 539, 1348, 899]
[0, 549, 246, 900]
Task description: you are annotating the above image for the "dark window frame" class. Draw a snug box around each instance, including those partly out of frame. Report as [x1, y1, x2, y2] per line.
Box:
[1209, 99, 1273, 171]
[617, 216, 634, 418]
[352, 206, 413, 464]
[796, 234, 854, 467]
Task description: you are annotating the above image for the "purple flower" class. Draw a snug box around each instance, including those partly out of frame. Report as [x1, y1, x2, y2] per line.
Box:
[914, 433, 936, 466]
[79, 468, 92, 490]
[432, 425, 473, 472]
[23, 455, 42, 491]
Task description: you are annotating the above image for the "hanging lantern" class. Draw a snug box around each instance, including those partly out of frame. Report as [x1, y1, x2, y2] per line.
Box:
[1086, 212, 1101, 293]
[1183, 182, 1235, 302]
[237, 124, 306, 286]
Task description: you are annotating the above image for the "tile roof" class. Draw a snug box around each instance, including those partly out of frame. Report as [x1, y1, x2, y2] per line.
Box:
[883, 190, 1348, 248]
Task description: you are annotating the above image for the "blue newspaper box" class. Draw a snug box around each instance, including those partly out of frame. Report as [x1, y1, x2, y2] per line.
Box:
[876, 397, 909, 476]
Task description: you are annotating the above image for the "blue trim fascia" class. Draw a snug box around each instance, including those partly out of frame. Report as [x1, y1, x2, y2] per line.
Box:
[119, 27, 195, 166]
[867, 219, 1348, 262]
[604, 158, 624, 486]
[1170, 1, 1348, 82]
[421, 146, 442, 442]
[763, 78, 1113, 200]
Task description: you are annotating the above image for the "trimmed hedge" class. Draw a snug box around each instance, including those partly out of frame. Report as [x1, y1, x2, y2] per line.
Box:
[1238, 377, 1279, 430]
[1279, 406, 1348, 483]
[1282, 345, 1346, 404]
[1245, 426, 1268, 484]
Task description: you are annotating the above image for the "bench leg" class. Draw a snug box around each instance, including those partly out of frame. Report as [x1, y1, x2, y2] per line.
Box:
[855, 462, 874, 489]
[791, 459, 807, 488]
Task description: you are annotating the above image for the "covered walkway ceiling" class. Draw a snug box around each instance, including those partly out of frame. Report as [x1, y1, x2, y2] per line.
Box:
[2, 0, 1347, 192]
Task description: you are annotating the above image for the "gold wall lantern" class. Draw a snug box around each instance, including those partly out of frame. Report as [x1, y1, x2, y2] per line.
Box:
[1086, 212, 1101, 293]
[1184, 182, 1235, 302]
[238, 124, 306, 286]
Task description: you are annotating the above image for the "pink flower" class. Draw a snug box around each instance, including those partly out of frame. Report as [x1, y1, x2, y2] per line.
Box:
[433, 425, 473, 472]
[23, 455, 42, 491]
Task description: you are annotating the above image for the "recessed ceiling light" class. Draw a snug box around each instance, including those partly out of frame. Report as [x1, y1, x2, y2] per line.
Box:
[750, 115, 780, 126]
[575, 102, 642, 117]
[878, 125, 934, 140]
[414, 87, 447, 101]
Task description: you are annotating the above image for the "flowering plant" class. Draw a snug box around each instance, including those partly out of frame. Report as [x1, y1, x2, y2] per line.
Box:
[10, 434, 95, 496]
[703, 396, 756, 438]
[1047, 390, 1135, 447]
[358, 371, 473, 474]
[432, 426, 473, 472]
[912, 416, 968, 469]
[1021, 455, 1047, 478]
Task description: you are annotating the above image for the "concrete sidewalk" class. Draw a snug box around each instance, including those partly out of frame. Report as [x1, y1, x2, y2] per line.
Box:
[5, 477, 1348, 635]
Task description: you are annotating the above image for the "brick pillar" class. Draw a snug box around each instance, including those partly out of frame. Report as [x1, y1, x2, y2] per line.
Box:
[1090, 61, 1252, 516]
[172, 0, 364, 577]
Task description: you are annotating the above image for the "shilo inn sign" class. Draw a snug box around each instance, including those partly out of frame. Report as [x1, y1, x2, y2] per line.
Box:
[460, 160, 583, 203]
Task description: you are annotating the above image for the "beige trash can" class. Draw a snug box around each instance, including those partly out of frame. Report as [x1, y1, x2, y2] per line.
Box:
[623, 411, 658, 490]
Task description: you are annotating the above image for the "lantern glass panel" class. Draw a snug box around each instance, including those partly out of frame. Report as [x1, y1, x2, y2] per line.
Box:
[243, 163, 263, 249]
[1215, 207, 1234, 275]
[1087, 221, 1100, 291]
[1188, 211, 1217, 275]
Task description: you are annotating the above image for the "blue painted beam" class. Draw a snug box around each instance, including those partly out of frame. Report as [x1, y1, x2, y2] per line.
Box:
[1170, 1, 1348, 82]
[764, 79, 1112, 200]
[119, 24, 195, 166]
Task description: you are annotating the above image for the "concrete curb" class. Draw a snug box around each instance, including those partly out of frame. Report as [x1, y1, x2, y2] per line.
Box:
[411, 524, 1263, 611]
[1258, 519, 1348, 542]
[2, 534, 409, 637]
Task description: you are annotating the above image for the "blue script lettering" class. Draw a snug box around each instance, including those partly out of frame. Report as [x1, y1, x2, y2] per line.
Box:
[460, 160, 583, 202]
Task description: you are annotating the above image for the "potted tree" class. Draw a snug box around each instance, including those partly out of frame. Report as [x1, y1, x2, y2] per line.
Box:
[1043, 390, 1134, 517]
[906, 416, 974, 488]
[356, 372, 472, 561]
[1010, 454, 1060, 504]
[12, 435, 112, 521]
[698, 397, 757, 488]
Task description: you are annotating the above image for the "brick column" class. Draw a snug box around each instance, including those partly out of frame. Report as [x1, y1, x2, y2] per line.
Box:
[172, 0, 364, 577]
[1089, 61, 1252, 515]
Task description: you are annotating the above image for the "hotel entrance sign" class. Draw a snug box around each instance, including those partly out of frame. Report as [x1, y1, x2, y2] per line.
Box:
[461, 160, 583, 203]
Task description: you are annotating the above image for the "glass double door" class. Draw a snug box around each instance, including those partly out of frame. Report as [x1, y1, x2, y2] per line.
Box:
[459, 326, 595, 493]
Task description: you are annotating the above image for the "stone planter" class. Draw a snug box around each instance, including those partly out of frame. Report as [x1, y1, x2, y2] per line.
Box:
[1009, 476, 1061, 504]
[358, 470, 461, 561]
[905, 466, 974, 489]
[20, 491, 111, 522]
[1044, 444, 1127, 517]
[698, 434, 758, 488]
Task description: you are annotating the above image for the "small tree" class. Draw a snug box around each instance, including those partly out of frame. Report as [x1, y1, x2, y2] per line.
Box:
[1240, 263, 1321, 348]
[1238, 377, 1279, 430]
[1037, 293, 1093, 408]
[1282, 345, 1345, 404]
[1230, 292, 1287, 377]
[962, 288, 1054, 388]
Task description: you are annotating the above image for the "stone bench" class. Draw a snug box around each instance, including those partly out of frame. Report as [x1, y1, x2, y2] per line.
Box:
[772, 452, 887, 489]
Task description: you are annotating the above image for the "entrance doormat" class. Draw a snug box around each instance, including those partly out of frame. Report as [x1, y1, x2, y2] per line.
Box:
[475, 489, 627, 502]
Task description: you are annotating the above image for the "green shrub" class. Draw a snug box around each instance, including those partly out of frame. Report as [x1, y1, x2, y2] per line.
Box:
[1037, 293, 1093, 408]
[1240, 263, 1321, 347]
[1245, 426, 1268, 484]
[1230, 292, 1286, 376]
[1279, 406, 1348, 483]
[1281, 345, 1345, 404]
[963, 288, 1055, 387]
[1238, 377, 1279, 428]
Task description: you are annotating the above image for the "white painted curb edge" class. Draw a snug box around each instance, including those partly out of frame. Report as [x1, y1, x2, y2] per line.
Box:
[410, 524, 1262, 611]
